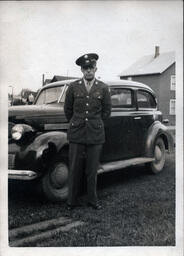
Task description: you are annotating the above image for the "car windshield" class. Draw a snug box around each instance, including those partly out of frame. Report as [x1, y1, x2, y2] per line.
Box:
[35, 85, 67, 105]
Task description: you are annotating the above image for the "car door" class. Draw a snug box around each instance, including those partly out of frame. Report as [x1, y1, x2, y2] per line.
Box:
[131, 89, 158, 155]
[101, 87, 138, 162]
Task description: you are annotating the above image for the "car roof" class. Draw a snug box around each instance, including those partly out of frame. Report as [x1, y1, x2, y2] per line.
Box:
[105, 80, 152, 91]
[42, 78, 154, 93]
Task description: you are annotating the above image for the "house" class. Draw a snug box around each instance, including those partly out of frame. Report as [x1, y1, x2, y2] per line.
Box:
[119, 47, 176, 125]
[44, 79, 52, 85]
[17, 88, 37, 105]
[43, 75, 79, 86]
[20, 88, 37, 99]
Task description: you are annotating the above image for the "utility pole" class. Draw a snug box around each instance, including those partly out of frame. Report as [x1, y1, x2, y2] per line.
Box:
[9, 86, 14, 106]
[66, 70, 69, 77]
[42, 74, 45, 86]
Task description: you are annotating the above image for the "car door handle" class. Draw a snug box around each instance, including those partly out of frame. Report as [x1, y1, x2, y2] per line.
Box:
[134, 117, 142, 120]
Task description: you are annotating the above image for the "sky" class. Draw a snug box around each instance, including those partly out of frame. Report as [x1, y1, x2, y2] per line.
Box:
[0, 1, 183, 94]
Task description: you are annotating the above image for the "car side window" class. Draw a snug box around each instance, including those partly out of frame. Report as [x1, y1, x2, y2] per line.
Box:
[110, 88, 133, 108]
[137, 90, 156, 109]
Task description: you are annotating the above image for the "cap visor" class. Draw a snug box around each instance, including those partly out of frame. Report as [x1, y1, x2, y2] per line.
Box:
[81, 64, 94, 69]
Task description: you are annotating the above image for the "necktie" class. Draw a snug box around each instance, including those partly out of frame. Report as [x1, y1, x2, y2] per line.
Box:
[86, 81, 91, 92]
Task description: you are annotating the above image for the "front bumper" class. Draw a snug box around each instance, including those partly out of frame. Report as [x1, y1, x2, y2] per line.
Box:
[8, 143, 41, 179]
[8, 169, 38, 180]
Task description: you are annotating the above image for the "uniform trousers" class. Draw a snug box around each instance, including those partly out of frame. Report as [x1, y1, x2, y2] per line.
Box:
[67, 143, 102, 206]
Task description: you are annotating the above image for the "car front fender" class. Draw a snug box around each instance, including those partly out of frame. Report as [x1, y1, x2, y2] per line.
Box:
[27, 131, 68, 162]
[145, 121, 175, 157]
[9, 131, 68, 173]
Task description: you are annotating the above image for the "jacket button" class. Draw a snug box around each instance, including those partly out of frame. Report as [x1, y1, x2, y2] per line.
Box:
[86, 103, 89, 106]
[86, 111, 88, 114]
[86, 96, 89, 99]
[85, 118, 88, 121]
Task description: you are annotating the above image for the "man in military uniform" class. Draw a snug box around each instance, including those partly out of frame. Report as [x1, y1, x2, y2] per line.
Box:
[64, 53, 111, 210]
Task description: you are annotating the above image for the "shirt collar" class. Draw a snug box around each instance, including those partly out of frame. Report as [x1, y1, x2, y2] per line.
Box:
[83, 78, 95, 87]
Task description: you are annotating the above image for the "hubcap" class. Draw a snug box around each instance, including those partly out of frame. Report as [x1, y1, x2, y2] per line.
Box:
[155, 145, 162, 162]
[50, 163, 68, 189]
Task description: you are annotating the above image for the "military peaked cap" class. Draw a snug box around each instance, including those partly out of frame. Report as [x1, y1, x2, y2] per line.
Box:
[76, 53, 99, 68]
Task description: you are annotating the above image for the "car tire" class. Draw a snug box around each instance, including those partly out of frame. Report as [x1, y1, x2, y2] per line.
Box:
[146, 137, 166, 174]
[41, 160, 69, 202]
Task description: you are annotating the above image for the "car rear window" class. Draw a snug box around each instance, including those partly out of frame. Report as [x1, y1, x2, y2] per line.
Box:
[137, 90, 156, 109]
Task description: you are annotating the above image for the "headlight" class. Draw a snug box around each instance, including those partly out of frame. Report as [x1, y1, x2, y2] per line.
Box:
[11, 124, 34, 141]
[11, 124, 24, 140]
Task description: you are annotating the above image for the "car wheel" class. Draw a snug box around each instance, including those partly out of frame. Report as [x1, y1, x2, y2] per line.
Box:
[147, 137, 166, 174]
[41, 161, 69, 202]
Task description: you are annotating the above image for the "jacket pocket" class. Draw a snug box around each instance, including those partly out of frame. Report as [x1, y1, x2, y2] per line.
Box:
[90, 119, 104, 129]
[74, 92, 84, 98]
[70, 117, 85, 128]
[92, 91, 103, 100]
[70, 120, 81, 128]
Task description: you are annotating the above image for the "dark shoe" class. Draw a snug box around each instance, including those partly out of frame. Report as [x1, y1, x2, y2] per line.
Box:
[66, 202, 83, 210]
[66, 204, 75, 210]
[87, 202, 102, 210]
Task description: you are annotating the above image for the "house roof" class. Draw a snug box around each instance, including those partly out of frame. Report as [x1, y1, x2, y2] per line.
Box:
[44, 79, 52, 84]
[119, 51, 175, 77]
[51, 75, 79, 82]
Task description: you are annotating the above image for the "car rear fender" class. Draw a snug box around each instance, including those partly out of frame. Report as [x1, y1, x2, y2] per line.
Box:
[145, 121, 174, 157]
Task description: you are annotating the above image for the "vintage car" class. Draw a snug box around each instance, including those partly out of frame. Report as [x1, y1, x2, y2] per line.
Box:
[8, 79, 174, 202]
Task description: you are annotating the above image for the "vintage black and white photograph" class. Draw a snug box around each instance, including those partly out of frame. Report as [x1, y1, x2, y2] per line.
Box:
[0, 1, 183, 256]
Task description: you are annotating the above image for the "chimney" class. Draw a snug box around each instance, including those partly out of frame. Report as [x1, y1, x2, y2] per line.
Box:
[154, 46, 160, 58]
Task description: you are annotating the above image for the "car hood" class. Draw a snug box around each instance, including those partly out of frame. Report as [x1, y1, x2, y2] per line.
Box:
[9, 104, 68, 126]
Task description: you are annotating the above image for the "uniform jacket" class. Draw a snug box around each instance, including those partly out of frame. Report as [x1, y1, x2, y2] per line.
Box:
[64, 78, 111, 144]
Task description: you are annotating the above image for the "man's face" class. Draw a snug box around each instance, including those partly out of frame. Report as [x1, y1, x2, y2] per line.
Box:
[81, 66, 97, 81]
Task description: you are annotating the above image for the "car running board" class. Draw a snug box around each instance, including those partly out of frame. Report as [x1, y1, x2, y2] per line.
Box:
[98, 157, 154, 174]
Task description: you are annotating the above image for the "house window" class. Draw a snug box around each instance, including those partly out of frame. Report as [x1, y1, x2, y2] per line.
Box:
[170, 99, 176, 115]
[170, 75, 176, 91]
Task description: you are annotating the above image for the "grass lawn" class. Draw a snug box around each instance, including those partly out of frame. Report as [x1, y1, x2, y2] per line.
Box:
[9, 153, 175, 246]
